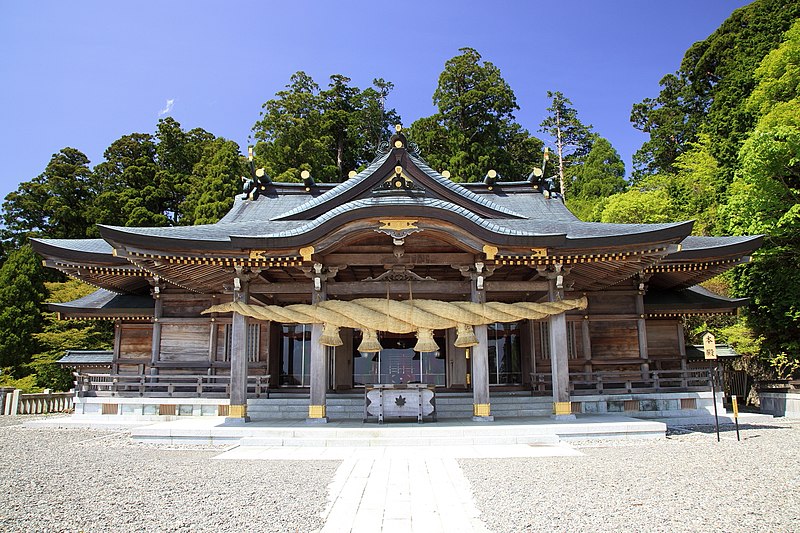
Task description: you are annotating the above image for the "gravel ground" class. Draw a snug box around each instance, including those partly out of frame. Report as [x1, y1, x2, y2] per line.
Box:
[461, 420, 800, 533]
[0, 416, 339, 532]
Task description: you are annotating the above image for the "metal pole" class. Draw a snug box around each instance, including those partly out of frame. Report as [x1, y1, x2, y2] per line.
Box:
[710, 362, 720, 442]
[732, 395, 741, 441]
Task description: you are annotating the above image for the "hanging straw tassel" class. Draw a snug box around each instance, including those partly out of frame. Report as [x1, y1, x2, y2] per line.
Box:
[454, 323, 479, 348]
[414, 328, 438, 353]
[319, 323, 343, 347]
[357, 329, 382, 353]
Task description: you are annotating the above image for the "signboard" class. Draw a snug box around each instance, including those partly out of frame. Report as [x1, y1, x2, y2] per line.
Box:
[703, 332, 717, 360]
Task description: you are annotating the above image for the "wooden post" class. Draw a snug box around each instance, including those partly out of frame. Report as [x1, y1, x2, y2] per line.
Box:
[582, 317, 592, 373]
[227, 273, 250, 423]
[307, 268, 328, 423]
[471, 270, 493, 421]
[635, 292, 650, 374]
[150, 285, 163, 376]
[548, 278, 575, 419]
[112, 320, 122, 374]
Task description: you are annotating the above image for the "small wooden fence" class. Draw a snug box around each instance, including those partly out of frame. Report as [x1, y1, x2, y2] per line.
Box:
[74, 373, 271, 399]
[530, 369, 713, 396]
[1, 389, 74, 415]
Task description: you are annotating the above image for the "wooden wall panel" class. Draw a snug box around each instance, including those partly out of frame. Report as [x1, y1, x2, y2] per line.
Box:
[161, 299, 215, 318]
[588, 321, 639, 359]
[587, 294, 636, 315]
[160, 324, 210, 361]
[118, 324, 152, 359]
[646, 320, 681, 358]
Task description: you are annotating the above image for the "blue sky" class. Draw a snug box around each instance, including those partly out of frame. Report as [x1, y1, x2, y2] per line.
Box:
[0, 0, 751, 200]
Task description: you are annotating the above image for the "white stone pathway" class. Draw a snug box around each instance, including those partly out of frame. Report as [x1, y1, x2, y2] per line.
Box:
[215, 444, 582, 532]
[320, 455, 487, 533]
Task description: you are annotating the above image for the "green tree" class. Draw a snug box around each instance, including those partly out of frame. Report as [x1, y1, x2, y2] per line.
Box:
[566, 135, 625, 220]
[630, 0, 800, 181]
[253, 73, 400, 182]
[540, 91, 593, 197]
[32, 280, 113, 391]
[2, 148, 95, 247]
[599, 184, 673, 225]
[181, 137, 245, 225]
[723, 20, 800, 373]
[90, 119, 240, 227]
[0, 245, 46, 374]
[408, 48, 542, 182]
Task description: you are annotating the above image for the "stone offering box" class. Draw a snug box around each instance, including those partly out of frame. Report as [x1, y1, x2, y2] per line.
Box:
[364, 384, 436, 423]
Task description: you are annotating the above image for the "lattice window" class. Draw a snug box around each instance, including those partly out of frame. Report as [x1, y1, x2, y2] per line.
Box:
[222, 323, 259, 362]
[223, 324, 232, 362]
[540, 321, 577, 360]
[567, 323, 578, 360]
[247, 323, 260, 363]
[539, 322, 550, 360]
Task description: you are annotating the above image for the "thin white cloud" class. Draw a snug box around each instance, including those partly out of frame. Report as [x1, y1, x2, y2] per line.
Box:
[159, 98, 175, 116]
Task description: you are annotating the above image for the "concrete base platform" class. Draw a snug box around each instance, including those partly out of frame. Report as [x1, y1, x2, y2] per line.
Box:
[643, 411, 775, 427]
[126, 414, 667, 446]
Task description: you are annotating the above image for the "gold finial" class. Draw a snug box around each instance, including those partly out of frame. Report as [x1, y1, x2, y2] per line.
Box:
[300, 170, 310, 179]
[487, 169, 497, 178]
[395, 124, 402, 132]
[348, 170, 357, 178]
[441, 170, 451, 178]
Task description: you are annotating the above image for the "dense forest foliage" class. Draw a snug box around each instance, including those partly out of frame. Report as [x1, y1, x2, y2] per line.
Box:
[1, 0, 798, 391]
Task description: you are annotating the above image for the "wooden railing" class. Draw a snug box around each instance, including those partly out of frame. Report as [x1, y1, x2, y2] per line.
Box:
[2, 389, 74, 415]
[530, 369, 713, 396]
[74, 373, 271, 399]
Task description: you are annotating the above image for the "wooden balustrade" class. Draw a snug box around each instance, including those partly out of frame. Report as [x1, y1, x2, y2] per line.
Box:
[530, 369, 712, 396]
[74, 373, 270, 399]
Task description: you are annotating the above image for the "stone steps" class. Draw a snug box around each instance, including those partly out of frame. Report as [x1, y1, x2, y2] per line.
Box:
[128, 414, 669, 446]
[246, 393, 554, 421]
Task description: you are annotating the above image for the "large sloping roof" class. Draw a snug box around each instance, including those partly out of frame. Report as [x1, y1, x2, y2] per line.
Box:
[31, 131, 760, 297]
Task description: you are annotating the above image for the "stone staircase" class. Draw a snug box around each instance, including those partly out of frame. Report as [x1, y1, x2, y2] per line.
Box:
[246, 392, 553, 421]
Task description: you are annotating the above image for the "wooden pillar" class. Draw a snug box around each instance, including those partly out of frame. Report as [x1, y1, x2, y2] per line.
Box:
[307, 271, 328, 423]
[112, 320, 122, 374]
[635, 292, 650, 374]
[150, 283, 163, 376]
[582, 317, 592, 373]
[208, 295, 219, 369]
[227, 275, 250, 423]
[548, 278, 574, 419]
[471, 274, 493, 421]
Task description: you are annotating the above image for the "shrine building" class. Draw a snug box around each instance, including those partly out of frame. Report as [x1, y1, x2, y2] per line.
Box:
[32, 128, 761, 423]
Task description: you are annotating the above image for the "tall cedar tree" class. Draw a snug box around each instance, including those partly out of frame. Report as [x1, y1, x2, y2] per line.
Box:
[539, 91, 594, 198]
[0, 245, 46, 374]
[1, 147, 95, 250]
[252, 73, 400, 182]
[566, 135, 626, 221]
[408, 48, 542, 182]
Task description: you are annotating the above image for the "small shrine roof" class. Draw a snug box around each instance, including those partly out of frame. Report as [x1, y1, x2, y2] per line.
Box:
[644, 285, 748, 316]
[47, 288, 154, 317]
